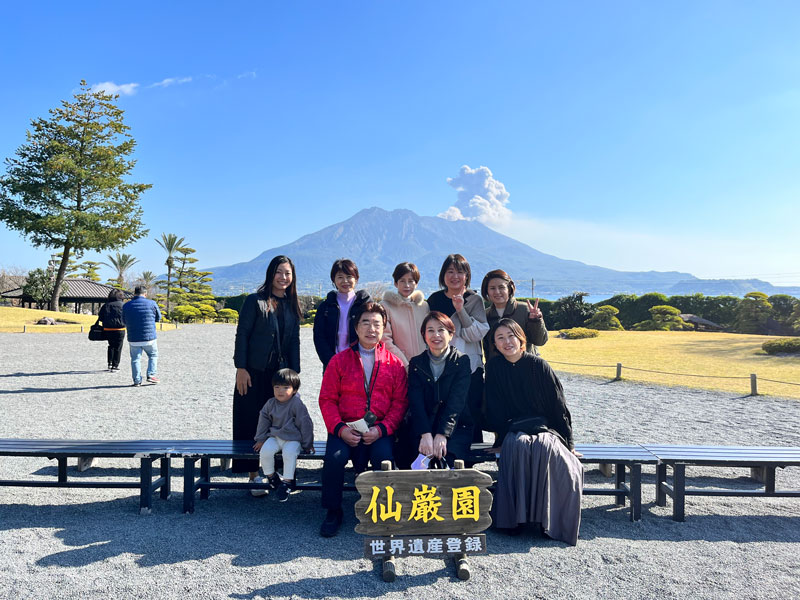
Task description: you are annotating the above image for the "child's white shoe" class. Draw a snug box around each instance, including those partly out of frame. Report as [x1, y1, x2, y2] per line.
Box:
[250, 476, 268, 497]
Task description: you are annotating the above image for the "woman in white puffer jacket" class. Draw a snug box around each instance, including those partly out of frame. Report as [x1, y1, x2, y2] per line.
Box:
[380, 262, 430, 368]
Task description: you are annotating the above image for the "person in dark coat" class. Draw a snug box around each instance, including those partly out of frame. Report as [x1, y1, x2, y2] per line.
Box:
[312, 258, 371, 370]
[232, 255, 301, 479]
[398, 311, 473, 469]
[97, 289, 126, 371]
[485, 318, 583, 545]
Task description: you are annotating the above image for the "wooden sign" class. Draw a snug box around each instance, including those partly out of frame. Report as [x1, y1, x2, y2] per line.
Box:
[364, 534, 487, 559]
[354, 469, 493, 535]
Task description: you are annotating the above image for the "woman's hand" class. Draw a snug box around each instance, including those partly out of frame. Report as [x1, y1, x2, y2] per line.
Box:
[339, 426, 361, 447]
[526, 298, 543, 320]
[362, 426, 381, 445]
[433, 434, 448, 459]
[418, 433, 434, 457]
[235, 368, 251, 396]
[253, 441, 264, 452]
[452, 294, 465, 312]
[571, 448, 583, 457]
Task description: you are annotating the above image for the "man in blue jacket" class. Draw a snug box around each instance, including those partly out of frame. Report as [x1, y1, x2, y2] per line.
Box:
[122, 286, 162, 386]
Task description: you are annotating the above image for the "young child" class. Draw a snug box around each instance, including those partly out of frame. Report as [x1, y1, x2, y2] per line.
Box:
[252, 368, 314, 501]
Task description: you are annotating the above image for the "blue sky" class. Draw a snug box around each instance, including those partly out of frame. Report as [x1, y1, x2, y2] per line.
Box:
[1, 1, 799, 287]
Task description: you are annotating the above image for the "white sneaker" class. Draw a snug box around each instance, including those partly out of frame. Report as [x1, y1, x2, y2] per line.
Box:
[250, 476, 268, 497]
[77, 457, 96, 472]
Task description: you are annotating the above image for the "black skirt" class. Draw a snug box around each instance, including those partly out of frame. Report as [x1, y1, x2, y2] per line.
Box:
[232, 365, 276, 473]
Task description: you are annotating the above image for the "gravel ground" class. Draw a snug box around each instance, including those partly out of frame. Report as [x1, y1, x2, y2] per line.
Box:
[0, 324, 798, 600]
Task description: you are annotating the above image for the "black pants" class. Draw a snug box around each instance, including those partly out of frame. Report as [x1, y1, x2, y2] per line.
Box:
[321, 434, 393, 510]
[232, 366, 276, 473]
[105, 330, 126, 368]
[468, 367, 485, 443]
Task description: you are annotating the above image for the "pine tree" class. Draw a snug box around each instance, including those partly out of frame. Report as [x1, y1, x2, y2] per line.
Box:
[0, 81, 150, 311]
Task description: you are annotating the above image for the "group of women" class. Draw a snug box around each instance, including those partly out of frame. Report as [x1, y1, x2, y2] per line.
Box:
[232, 254, 583, 545]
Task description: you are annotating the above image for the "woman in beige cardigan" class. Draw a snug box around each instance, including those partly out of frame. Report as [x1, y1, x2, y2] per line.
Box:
[381, 262, 429, 368]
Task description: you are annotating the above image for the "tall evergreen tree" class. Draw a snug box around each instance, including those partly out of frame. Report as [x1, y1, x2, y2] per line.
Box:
[0, 81, 150, 311]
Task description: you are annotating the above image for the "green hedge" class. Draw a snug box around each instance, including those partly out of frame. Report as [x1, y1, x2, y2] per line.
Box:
[762, 338, 800, 355]
[559, 327, 599, 339]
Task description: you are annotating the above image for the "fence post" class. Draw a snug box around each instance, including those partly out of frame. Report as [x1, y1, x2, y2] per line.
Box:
[81, 325, 84, 333]
[23, 325, 26, 333]
[615, 363, 622, 381]
[750, 374, 758, 396]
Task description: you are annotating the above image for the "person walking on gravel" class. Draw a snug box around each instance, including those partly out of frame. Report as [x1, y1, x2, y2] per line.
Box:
[123, 286, 162, 387]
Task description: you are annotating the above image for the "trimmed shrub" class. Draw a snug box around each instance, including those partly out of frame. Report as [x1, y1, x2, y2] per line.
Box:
[559, 327, 599, 339]
[172, 305, 202, 323]
[733, 292, 772, 334]
[632, 305, 693, 331]
[762, 338, 800, 355]
[218, 308, 238, 322]
[584, 305, 624, 330]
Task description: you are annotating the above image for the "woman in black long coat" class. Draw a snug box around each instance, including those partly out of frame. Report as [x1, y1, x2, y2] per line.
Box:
[485, 318, 583, 545]
[232, 255, 301, 479]
[398, 311, 473, 469]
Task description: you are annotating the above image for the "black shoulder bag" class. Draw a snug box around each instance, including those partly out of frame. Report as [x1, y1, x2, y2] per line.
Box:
[88, 318, 108, 342]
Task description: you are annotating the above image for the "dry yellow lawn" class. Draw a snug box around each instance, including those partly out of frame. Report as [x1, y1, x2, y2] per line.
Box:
[0, 306, 177, 333]
[540, 330, 800, 399]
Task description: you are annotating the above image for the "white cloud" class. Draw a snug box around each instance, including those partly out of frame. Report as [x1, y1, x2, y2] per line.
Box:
[438, 165, 512, 226]
[149, 76, 193, 88]
[91, 81, 139, 96]
[237, 70, 257, 79]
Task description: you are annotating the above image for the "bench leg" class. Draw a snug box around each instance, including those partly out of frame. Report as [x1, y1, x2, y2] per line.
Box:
[764, 467, 776, 494]
[139, 457, 153, 515]
[183, 458, 196, 514]
[630, 464, 642, 521]
[672, 464, 685, 522]
[655, 464, 667, 506]
[200, 458, 211, 500]
[160, 457, 171, 500]
[58, 457, 68, 483]
[614, 463, 626, 506]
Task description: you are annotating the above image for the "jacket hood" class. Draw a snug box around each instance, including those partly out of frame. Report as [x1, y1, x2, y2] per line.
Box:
[382, 289, 425, 307]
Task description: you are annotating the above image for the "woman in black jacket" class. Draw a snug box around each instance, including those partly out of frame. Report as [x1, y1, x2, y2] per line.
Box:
[232, 255, 301, 479]
[399, 311, 473, 468]
[98, 289, 126, 371]
[312, 258, 371, 370]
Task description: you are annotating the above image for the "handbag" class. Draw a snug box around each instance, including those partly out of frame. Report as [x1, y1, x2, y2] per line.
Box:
[509, 415, 550, 436]
[88, 320, 108, 342]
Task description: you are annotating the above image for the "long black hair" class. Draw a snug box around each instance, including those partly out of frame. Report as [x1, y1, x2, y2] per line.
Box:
[257, 255, 301, 317]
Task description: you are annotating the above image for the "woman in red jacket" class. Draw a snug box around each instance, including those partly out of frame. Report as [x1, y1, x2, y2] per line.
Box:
[318, 301, 408, 537]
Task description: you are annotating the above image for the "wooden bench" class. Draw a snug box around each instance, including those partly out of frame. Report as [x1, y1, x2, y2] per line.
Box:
[176, 440, 656, 520]
[0, 438, 173, 514]
[643, 445, 800, 521]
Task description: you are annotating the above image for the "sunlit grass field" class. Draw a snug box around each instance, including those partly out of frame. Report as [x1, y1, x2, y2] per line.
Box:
[540, 330, 800, 399]
[0, 306, 177, 333]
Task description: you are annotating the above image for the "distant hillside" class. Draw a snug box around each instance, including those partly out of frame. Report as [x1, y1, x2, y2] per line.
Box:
[206, 207, 701, 297]
[668, 279, 800, 297]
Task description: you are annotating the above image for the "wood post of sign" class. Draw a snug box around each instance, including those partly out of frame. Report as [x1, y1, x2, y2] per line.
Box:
[453, 459, 470, 581]
[380, 460, 396, 583]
